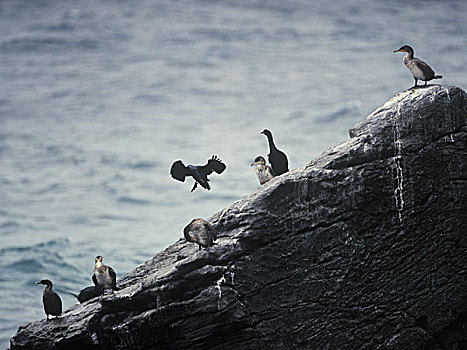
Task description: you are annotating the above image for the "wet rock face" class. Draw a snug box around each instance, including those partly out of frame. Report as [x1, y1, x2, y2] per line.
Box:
[10, 86, 467, 350]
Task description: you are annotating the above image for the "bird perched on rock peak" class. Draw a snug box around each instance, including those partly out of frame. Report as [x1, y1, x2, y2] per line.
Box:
[393, 45, 442, 89]
[92, 256, 119, 294]
[261, 129, 289, 176]
[183, 218, 217, 250]
[251, 155, 274, 185]
[35, 279, 62, 321]
[170, 155, 226, 192]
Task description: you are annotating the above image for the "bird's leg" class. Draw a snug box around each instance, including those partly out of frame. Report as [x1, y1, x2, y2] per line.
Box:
[424, 80, 427, 87]
[198, 245, 202, 250]
[412, 78, 418, 89]
[191, 182, 198, 192]
[47, 315, 50, 321]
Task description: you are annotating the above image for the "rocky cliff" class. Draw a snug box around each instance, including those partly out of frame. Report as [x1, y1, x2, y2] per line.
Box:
[10, 85, 467, 350]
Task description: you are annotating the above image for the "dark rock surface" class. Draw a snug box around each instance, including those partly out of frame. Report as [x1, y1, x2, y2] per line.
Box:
[10, 85, 467, 350]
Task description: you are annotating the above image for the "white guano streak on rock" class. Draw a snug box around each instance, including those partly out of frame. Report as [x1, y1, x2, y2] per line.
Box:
[443, 87, 454, 143]
[216, 271, 227, 310]
[392, 102, 404, 223]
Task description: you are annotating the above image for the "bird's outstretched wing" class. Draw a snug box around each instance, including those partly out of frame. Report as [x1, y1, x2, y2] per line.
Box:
[201, 155, 226, 175]
[170, 160, 189, 182]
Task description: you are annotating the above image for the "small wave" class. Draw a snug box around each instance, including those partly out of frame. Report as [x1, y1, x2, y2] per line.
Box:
[98, 214, 138, 222]
[0, 220, 21, 230]
[132, 94, 170, 104]
[34, 183, 61, 195]
[127, 160, 158, 170]
[317, 106, 356, 123]
[117, 196, 151, 206]
[0, 238, 70, 255]
[1, 37, 99, 53]
[6, 258, 43, 272]
[30, 22, 75, 33]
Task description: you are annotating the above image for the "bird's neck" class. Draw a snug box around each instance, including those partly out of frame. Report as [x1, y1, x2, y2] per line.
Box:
[95, 261, 104, 270]
[266, 135, 277, 150]
[405, 51, 414, 60]
[44, 284, 52, 291]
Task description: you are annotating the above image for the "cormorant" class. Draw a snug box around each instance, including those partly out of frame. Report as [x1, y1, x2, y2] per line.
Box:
[261, 129, 289, 176]
[393, 45, 442, 88]
[251, 155, 274, 185]
[68, 285, 103, 303]
[183, 218, 217, 250]
[170, 155, 226, 192]
[35, 279, 62, 321]
[92, 256, 119, 294]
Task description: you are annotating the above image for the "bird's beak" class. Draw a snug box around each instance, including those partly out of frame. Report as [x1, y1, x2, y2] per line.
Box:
[251, 162, 256, 166]
[35, 281, 41, 284]
[260, 131, 264, 135]
[393, 49, 401, 53]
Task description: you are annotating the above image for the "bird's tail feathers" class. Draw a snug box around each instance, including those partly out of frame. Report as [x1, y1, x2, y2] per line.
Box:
[67, 292, 79, 299]
[434, 75, 442, 79]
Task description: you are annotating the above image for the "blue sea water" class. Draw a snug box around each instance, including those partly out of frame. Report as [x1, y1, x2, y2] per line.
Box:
[0, 0, 466, 347]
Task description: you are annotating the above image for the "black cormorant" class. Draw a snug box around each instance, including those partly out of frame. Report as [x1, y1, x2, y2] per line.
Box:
[68, 285, 103, 303]
[92, 256, 119, 294]
[183, 218, 217, 250]
[393, 45, 442, 88]
[251, 155, 274, 185]
[261, 129, 289, 176]
[170, 155, 226, 192]
[35, 279, 62, 321]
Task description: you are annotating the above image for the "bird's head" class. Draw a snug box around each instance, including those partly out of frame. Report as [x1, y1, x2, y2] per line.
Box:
[95, 256, 103, 263]
[393, 45, 413, 54]
[261, 129, 272, 137]
[35, 279, 53, 287]
[251, 156, 266, 166]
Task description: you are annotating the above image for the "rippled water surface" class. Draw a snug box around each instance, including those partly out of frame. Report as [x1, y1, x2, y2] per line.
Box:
[1, 0, 466, 346]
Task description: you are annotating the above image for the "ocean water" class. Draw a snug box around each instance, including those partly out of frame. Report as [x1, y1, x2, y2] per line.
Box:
[1, 0, 466, 347]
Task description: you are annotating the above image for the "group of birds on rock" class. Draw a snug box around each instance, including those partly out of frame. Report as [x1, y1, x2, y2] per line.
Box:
[35, 45, 443, 321]
[170, 128, 290, 192]
[36, 256, 119, 320]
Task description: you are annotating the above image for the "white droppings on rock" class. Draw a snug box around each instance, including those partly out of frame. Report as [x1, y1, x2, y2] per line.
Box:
[392, 104, 405, 224]
[216, 273, 226, 310]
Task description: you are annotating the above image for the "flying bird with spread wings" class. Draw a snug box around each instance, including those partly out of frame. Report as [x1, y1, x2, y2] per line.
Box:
[170, 155, 226, 192]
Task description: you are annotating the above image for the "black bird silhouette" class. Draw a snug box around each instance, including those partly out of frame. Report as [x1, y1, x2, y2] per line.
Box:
[35, 279, 62, 321]
[68, 285, 103, 303]
[170, 155, 226, 192]
[261, 129, 289, 176]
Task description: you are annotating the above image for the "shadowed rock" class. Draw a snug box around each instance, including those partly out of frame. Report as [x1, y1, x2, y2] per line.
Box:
[10, 86, 467, 350]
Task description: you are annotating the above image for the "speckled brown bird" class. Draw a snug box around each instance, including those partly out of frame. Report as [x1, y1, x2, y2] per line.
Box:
[393, 45, 442, 88]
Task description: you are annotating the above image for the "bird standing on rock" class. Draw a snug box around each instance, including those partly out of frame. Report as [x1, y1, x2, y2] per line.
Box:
[35, 279, 62, 321]
[251, 155, 274, 185]
[261, 129, 289, 176]
[170, 155, 226, 192]
[393, 45, 442, 88]
[183, 218, 217, 250]
[92, 256, 119, 294]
